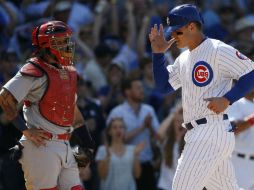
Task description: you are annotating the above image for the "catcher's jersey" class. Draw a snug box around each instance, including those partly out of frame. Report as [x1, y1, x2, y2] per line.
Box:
[4, 72, 71, 134]
[227, 98, 254, 154]
[167, 38, 254, 122]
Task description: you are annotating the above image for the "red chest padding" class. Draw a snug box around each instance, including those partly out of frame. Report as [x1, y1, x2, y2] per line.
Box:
[20, 63, 44, 77]
[24, 57, 77, 127]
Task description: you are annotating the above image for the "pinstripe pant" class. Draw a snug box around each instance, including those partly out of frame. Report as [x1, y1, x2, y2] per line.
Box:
[172, 119, 239, 190]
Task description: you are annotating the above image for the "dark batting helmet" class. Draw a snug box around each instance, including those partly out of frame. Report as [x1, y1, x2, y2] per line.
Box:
[167, 4, 204, 34]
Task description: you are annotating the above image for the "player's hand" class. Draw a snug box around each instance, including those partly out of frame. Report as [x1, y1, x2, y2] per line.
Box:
[149, 24, 176, 53]
[204, 97, 230, 114]
[23, 128, 50, 147]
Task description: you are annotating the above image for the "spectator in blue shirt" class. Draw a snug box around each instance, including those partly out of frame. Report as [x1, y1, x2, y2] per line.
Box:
[107, 77, 160, 190]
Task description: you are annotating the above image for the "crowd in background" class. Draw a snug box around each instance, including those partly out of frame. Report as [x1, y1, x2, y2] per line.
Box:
[0, 0, 254, 190]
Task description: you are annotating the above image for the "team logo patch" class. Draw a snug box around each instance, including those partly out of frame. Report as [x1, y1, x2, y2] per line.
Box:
[236, 51, 249, 60]
[192, 61, 213, 87]
[59, 69, 69, 80]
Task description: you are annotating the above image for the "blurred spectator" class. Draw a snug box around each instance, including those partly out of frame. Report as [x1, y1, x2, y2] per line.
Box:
[204, 5, 235, 42]
[139, 57, 163, 112]
[77, 78, 106, 153]
[0, 51, 19, 87]
[22, 0, 50, 21]
[248, 1, 254, 14]
[0, 0, 23, 26]
[7, 18, 49, 61]
[217, 5, 236, 41]
[110, 0, 139, 73]
[45, 0, 94, 32]
[0, 0, 20, 51]
[137, 13, 151, 57]
[98, 63, 125, 115]
[157, 102, 186, 190]
[0, 110, 26, 190]
[67, 0, 94, 32]
[157, 91, 181, 122]
[201, 8, 220, 31]
[82, 43, 115, 92]
[0, 0, 253, 188]
[0, 51, 26, 189]
[233, 14, 254, 59]
[107, 77, 160, 190]
[96, 118, 143, 190]
[74, 1, 109, 74]
[77, 78, 106, 190]
[52, 0, 72, 24]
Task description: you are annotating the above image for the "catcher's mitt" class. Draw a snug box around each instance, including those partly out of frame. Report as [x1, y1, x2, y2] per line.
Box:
[72, 146, 93, 167]
[69, 125, 95, 167]
[9, 142, 24, 161]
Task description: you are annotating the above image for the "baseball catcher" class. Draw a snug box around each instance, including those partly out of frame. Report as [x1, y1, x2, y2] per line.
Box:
[0, 20, 94, 190]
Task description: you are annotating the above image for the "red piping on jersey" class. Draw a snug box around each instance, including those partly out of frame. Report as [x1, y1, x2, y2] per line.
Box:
[71, 185, 85, 190]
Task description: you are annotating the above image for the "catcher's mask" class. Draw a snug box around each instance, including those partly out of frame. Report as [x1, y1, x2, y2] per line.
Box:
[32, 20, 75, 66]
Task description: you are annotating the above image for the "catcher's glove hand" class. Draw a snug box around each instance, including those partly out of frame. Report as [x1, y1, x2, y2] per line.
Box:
[72, 146, 93, 167]
[9, 141, 24, 161]
[69, 125, 95, 167]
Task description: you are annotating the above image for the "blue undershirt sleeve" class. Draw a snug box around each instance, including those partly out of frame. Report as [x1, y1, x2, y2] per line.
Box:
[223, 69, 254, 104]
[152, 53, 175, 94]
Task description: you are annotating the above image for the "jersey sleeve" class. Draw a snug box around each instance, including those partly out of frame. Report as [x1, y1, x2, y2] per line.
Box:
[3, 72, 46, 103]
[218, 43, 254, 80]
[166, 57, 181, 90]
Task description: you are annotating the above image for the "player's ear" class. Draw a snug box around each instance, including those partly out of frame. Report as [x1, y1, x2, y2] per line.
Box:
[189, 23, 195, 31]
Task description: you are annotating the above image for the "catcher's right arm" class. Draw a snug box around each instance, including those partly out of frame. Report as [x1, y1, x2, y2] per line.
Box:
[0, 88, 18, 120]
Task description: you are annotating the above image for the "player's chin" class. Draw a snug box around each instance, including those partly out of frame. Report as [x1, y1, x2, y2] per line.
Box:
[176, 42, 184, 49]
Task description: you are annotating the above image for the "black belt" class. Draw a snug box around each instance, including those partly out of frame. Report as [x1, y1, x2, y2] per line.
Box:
[237, 153, 254, 160]
[185, 114, 228, 130]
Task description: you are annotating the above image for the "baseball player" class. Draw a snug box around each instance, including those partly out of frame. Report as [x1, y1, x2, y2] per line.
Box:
[0, 21, 94, 190]
[149, 4, 254, 190]
[227, 89, 254, 190]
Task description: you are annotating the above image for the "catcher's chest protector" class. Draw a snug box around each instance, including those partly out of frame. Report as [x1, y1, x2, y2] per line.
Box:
[24, 57, 77, 126]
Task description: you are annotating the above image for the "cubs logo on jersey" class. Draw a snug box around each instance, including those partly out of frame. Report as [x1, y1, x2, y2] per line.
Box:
[192, 61, 213, 87]
[236, 51, 249, 60]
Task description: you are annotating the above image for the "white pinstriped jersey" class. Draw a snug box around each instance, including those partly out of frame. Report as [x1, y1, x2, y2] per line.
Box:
[167, 38, 254, 123]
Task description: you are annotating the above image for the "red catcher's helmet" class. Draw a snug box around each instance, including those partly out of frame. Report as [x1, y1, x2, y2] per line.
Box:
[32, 20, 74, 66]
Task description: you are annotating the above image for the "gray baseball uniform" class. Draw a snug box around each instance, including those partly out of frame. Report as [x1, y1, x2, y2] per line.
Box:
[4, 72, 81, 190]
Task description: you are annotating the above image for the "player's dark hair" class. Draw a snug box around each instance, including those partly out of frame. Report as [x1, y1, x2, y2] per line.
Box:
[94, 43, 115, 58]
[139, 57, 152, 70]
[121, 77, 140, 96]
[106, 118, 125, 145]
[193, 21, 203, 31]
